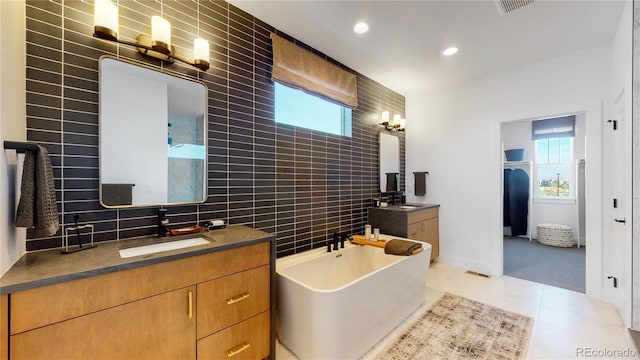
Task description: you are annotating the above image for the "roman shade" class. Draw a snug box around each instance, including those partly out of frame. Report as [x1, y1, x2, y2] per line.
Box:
[531, 115, 575, 140]
[270, 33, 358, 109]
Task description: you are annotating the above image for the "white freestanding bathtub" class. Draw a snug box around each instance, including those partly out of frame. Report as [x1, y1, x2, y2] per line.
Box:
[276, 236, 431, 360]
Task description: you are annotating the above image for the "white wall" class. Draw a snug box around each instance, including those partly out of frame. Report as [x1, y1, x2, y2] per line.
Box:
[502, 121, 533, 162]
[0, 0, 26, 276]
[405, 45, 610, 300]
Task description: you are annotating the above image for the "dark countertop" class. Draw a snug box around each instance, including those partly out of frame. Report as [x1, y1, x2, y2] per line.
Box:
[0, 225, 273, 295]
[371, 203, 440, 212]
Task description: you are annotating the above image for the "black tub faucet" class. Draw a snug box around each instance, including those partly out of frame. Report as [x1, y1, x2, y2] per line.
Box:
[340, 233, 351, 248]
[157, 208, 169, 237]
[327, 233, 340, 252]
[328, 232, 349, 252]
[333, 232, 340, 251]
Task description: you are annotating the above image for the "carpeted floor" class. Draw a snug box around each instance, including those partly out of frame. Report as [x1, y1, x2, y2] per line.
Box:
[375, 292, 533, 360]
[503, 236, 585, 293]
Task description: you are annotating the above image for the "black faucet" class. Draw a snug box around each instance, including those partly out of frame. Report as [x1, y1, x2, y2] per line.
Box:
[327, 232, 350, 252]
[157, 208, 169, 237]
[327, 233, 340, 252]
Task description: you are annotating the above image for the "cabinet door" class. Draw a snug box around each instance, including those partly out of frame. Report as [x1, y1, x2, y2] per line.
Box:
[407, 222, 424, 241]
[10, 287, 196, 360]
[408, 220, 439, 261]
[1, 295, 7, 360]
[423, 217, 439, 260]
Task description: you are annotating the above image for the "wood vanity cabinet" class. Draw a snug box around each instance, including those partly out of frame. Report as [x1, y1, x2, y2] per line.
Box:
[407, 208, 440, 261]
[7, 242, 272, 360]
[1, 294, 7, 360]
[369, 206, 440, 261]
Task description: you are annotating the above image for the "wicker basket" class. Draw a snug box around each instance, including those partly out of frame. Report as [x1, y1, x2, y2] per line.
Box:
[537, 224, 574, 247]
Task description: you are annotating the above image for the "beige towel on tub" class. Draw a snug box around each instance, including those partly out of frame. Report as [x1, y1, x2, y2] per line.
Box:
[15, 145, 59, 237]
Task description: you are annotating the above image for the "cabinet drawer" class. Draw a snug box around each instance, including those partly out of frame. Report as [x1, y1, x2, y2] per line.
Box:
[10, 242, 269, 334]
[197, 311, 270, 360]
[197, 265, 270, 339]
[407, 207, 438, 224]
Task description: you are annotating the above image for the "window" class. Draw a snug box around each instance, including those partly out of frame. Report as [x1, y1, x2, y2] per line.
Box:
[274, 82, 352, 137]
[535, 137, 572, 197]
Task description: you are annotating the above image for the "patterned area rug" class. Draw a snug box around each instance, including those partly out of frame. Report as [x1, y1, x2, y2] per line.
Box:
[376, 293, 533, 360]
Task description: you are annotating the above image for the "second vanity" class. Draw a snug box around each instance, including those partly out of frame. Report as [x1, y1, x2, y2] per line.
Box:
[0, 225, 274, 360]
[368, 204, 440, 261]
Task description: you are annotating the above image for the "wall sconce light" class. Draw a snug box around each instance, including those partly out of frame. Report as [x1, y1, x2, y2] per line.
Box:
[379, 111, 405, 131]
[92, 0, 210, 71]
[151, 16, 171, 54]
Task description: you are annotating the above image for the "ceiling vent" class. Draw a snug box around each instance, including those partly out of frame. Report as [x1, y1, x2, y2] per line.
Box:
[495, 0, 536, 15]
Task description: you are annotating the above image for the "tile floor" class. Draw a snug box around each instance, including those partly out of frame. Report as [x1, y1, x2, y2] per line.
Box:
[276, 262, 636, 359]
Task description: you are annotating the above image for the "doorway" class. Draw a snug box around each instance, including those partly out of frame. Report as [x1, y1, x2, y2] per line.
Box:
[501, 114, 587, 293]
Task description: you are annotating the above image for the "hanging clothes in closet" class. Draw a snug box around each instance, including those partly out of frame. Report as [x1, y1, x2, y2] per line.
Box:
[503, 168, 511, 227]
[504, 168, 529, 237]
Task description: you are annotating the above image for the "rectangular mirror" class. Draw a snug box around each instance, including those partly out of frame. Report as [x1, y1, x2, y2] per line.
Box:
[99, 57, 208, 208]
[379, 132, 400, 192]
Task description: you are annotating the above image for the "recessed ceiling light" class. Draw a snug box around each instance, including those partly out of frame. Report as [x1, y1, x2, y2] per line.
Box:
[443, 46, 458, 56]
[353, 22, 369, 34]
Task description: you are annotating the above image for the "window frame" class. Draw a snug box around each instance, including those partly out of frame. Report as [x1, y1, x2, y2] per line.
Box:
[274, 82, 352, 137]
[534, 136, 574, 200]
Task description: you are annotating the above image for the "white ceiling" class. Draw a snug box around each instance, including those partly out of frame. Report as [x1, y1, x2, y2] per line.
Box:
[228, 0, 626, 97]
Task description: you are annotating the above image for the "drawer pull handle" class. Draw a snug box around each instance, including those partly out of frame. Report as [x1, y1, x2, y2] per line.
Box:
[227, 293, 250, 305]
[227, 342, 251, 357]
[188, 290, 193, 319]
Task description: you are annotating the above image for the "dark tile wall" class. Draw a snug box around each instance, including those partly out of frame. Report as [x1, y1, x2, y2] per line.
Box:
[24, 0, 405, 257]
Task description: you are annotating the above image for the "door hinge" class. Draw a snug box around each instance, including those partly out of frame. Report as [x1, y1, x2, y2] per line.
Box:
[607, 119, 618, 130]
[614, 218, 626, 224]
[607, 276, 618, 288]
[613, 198, 618, 208]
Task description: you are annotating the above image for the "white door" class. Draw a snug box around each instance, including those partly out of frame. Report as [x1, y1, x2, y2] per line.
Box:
[602, 91, 632, 326]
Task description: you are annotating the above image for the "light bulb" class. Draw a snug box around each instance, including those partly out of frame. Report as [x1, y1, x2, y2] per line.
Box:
[353, 22, 369, 34]
[193, 38, 210, 70]
[151, 16, 171, 54]
[94, 0, 118, 41]
[443, 46, 458, 56]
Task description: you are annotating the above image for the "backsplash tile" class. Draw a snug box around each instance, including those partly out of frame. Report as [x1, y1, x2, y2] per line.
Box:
[24, 0, 405, 257]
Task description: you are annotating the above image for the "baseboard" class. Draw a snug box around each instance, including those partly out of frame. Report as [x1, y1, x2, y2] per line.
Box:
[626, 329, 640, 358]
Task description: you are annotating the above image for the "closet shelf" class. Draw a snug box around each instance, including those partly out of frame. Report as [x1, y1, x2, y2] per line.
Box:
[503, 160, 533, 167]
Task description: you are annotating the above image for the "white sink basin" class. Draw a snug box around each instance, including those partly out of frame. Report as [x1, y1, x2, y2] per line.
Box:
[119, 237, 210, 258]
